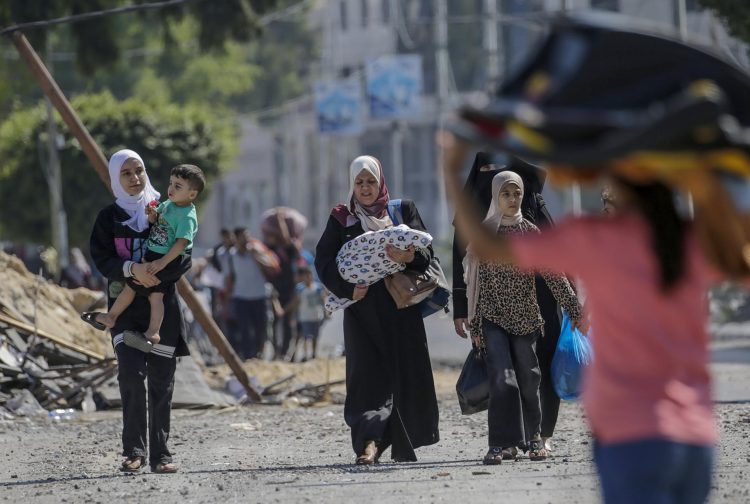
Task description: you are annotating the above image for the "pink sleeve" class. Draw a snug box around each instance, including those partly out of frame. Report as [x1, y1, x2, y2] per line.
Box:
[511, 217, 599, 276]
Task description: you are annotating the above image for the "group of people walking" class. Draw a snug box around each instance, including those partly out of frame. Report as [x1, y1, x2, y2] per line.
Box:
[82, 135, 719, 504]
[198, 222, 325, 363]
[89, 139, 719, 504]
[80, 15, 745, 504]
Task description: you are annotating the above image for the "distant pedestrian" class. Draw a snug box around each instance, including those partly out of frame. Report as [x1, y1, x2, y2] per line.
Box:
[225, 228, 277, 360]
[288, 265, 326, 361]
[263, 215, 299, 360]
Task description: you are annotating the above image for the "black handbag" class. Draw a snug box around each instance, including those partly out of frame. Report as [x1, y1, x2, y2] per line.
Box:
[455, 346, 490, 415]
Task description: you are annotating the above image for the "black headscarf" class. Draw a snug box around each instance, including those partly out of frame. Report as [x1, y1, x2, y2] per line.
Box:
[461, 152, 497, 214]
[459, 152, 547, 222]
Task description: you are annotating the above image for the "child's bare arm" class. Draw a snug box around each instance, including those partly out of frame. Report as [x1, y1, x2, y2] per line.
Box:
[147, 238, 189, 274]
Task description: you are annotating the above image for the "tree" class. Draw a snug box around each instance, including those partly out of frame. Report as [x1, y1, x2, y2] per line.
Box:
[0, 92, 237, 247]
[0, 0, 281, 74]
[0, 0, 317, 117]
[698, 0, 750, 44]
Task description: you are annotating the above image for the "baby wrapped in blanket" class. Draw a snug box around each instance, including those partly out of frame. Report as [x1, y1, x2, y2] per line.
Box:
[325, 224, 433, 313]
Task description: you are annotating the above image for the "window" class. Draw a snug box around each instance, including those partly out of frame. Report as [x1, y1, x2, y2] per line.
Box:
[361, 0, 369, 27]
[381, 0, 390, 23]
[340, 1, 348, 31]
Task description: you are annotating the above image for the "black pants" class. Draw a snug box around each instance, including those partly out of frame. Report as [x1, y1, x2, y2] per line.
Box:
[115, 342, 176, 468]
[535, 276, 562, 438]
[483, 318, 542, 448]
[228, 298, 267, 360]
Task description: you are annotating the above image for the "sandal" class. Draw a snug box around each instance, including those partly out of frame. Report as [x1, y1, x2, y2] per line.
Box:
[153, 462, 178, 474]
[355, 440, 382, 465]
[502, 446, 518, 460]
[529, 438, 549, 461]
[123, 331, 153, 353]
[482, 447, 503, 465]
[120, 456, 145, 473]
[81, 312, 107, 331]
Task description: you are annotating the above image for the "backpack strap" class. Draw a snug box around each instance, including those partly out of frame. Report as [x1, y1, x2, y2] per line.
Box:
[387, 199, 403, 226]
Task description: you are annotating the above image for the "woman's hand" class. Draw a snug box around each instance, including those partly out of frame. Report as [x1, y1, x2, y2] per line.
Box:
[385, 244, 416, 264]
[471, 333, 482, 348]
[352, 285, 369, 301]
[131, 262, 160, 288]
[147, 258, 167, 275]
[454, 318, 469, 338]
[572, 317, 589, 334]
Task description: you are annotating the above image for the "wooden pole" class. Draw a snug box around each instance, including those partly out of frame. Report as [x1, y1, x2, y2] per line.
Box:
[9, 30, 261, 402]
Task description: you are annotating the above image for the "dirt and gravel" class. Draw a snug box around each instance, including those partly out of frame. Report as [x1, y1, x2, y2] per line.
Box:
[1, 362, 750, 504]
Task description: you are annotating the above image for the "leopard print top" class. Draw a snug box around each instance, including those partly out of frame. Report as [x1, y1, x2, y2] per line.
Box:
[470, 219, 582, 338]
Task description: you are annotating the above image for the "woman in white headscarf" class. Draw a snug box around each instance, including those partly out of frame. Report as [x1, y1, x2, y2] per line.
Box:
[463, 171, 583, 465]
[315, 155, 440, 465]
[87, 149, 190, 474]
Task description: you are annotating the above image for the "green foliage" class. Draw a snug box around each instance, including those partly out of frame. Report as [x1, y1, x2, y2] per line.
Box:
[699, 1, 750, 44]
[0, 0, 280, 73]
[0, 0, 316, 116]
[0, 92, 237, 247]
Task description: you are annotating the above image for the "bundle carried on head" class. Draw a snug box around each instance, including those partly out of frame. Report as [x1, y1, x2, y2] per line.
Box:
[449, 12, 750, 279]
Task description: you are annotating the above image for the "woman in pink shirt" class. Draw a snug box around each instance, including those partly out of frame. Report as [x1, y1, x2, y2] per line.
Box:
[444, 137, 717, 504]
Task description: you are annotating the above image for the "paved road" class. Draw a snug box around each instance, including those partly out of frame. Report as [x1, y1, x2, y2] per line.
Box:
[321, 311, 750, 402]
[3, 314, 750, 503]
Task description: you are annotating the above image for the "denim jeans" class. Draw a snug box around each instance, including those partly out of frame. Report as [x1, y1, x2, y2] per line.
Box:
[594, 438, 713, 504]
[482, 318, 542, 447]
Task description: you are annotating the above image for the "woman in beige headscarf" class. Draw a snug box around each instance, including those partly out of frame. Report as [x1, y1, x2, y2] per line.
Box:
[463, 171, 583, 465]
[315, 155, 439, 465]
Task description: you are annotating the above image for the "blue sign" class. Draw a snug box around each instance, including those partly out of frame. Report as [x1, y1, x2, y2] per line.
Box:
[313, 77, 364, 136]
[366, 54, 423, 120]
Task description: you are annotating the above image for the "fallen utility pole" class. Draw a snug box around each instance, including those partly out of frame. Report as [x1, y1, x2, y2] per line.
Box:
[9, 30, 260, 402]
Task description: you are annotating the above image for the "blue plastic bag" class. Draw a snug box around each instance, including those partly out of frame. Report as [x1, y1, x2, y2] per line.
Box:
[551, 312, 593, 401]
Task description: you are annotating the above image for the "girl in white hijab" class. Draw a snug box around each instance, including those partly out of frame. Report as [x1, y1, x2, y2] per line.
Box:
[461, 170, 582, 465]
[108, 149, 160, 232]
[464, 170, 526, 321]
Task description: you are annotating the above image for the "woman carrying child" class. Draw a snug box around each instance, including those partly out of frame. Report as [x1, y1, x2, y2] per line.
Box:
[87, 149, 191, 473]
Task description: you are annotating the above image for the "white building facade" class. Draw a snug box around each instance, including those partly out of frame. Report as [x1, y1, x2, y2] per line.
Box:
[197, 0, 749, 249]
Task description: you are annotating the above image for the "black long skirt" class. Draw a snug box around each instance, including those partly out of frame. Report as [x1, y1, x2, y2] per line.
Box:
[342, 280, 440, 461]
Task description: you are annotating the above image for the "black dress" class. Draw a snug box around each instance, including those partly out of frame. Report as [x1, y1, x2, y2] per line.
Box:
[315, 199, 440, 461]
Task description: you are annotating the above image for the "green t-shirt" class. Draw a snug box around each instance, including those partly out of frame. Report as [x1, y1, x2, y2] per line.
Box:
[146, 200, 198, 255]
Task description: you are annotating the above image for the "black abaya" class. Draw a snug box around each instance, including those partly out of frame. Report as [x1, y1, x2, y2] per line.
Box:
[315, 199, 439, 461]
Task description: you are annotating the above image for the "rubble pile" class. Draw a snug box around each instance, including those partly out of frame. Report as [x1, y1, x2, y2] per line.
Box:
[0, 250, 113, 417]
